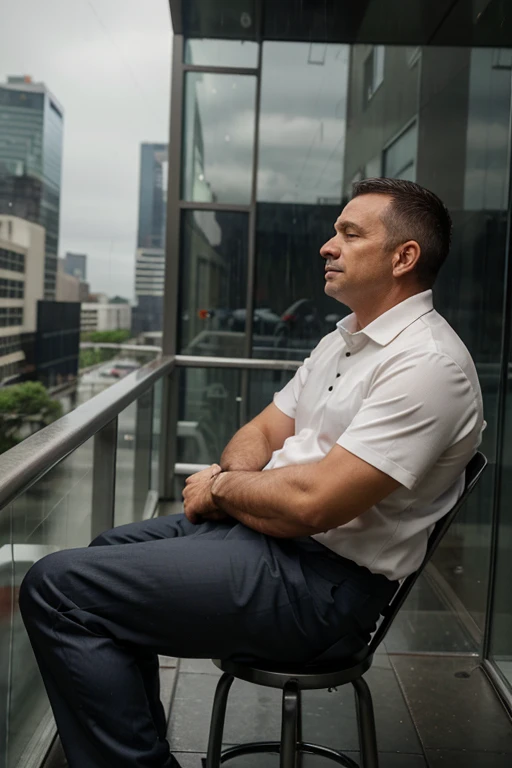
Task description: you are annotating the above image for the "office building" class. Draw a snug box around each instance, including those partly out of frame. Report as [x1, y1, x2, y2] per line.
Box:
[0, 215, 45, 383]
[0, 75, 64, 301]
[81, 295, 131, 333]
[56, 258, 80, 302]
[133, 143, 167, 334]
[137, 143, 168, 249]
[63, 251, 87, 282]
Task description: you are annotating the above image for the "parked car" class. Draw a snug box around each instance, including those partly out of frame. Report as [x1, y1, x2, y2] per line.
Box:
[99, 359, 140, 379]
[274, 299, 323, 340]
[227, 308, 281, 334]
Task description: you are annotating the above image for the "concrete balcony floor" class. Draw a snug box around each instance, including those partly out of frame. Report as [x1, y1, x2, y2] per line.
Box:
[168, 651, 512, 768]
[43, 648, 511, 768]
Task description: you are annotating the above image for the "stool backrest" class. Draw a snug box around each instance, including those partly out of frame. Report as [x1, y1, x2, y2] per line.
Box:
[368, 451, 487, 655]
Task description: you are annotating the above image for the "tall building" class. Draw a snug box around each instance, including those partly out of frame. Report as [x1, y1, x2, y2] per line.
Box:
[133, 143, 168, 334]
[0, 75, 64, 301]
[63, 251, 87, 282]
[137, 143, 168, 249]
[0, 215, 45, 383]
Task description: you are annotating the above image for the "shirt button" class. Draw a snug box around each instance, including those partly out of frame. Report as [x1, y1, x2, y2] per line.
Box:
[345, 352, 351, 357]
[328, 386, 333, 391]
[336, 373, 341, 378]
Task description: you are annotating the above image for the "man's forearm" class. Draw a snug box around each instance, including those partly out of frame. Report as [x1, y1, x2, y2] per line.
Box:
[219, 423, 273, 472]
[211, 466, 321, 537]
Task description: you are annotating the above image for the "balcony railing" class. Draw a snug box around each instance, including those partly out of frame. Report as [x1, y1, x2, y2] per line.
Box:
[0, 352, 301, 768]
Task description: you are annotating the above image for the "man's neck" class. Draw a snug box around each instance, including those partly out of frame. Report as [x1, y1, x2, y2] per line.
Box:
[351, 287, 424, 330]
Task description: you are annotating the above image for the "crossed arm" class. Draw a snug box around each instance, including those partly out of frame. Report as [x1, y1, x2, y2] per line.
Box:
[182, 403, 400, 537]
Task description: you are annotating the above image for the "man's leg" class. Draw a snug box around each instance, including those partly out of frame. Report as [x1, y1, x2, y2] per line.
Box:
[86, 513, 227, 744]
[18, 517, 328, 768]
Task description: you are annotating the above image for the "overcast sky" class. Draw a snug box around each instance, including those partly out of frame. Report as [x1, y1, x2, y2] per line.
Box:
[2, 0, 172, 300]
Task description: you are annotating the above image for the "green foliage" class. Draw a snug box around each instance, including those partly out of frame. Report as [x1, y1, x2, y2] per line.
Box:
[79, 347, 117, 369]
[81, 330, 131, 344]
[0, 381, 63, 454]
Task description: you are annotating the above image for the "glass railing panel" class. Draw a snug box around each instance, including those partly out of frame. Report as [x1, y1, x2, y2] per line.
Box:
[0, 503, 13, 768]
[8, 438, 94, 767]
[114, 401, 137, 527]
[151, 379, 163, 492]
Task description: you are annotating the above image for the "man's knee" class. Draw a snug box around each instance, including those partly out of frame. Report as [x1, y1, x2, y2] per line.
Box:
[89, 528, 118, 547]
[19, 549, 74, 619]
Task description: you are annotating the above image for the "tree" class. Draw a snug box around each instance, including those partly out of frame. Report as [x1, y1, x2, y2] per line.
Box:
[0, 382, 63, 454]
[81, 330, 131, 344]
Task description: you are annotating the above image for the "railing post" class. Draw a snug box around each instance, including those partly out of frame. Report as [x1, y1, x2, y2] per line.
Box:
[91, 417, 118, 539]
[133, 387, 154, 517]
[159, 367, 179, 500]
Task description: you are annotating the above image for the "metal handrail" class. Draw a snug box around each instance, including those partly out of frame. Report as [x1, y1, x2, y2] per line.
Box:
[175, 354, 302, 370]
[0, 352, 303, 510]
[0, 355, 175, 510]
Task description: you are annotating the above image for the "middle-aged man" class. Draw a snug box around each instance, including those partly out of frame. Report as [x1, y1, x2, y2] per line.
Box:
[20, 178, 484, 768]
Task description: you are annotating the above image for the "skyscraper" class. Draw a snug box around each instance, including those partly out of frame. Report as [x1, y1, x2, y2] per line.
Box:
[133, 143, 168, 334]
[137, 143, 167, 249]
[0, 75, 64, 301]
[63, 251, 87, 282]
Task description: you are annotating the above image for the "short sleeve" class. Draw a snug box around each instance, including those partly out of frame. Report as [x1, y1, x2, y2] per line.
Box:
[337, 350, 481, 490]
[273, 335, 332, 419]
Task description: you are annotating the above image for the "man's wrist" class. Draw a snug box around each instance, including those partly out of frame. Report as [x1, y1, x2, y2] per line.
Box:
[210, 470, 227, 502]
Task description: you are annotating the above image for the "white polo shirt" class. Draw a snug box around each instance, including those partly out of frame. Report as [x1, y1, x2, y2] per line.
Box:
[267, 290, 484, 580]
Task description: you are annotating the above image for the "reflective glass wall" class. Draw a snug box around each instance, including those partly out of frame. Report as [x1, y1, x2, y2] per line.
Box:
[174, 29, 512, 697]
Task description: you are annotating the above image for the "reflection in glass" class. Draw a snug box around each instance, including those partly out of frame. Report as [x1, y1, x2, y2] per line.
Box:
[115, 401, 137, 527]
[248, 369, 295, 422]
[177, 367, 241, 466]
[253, 203, 348, 360]
[185, 39, 258, 67]
[9, 440, 94, 766]
[383, 121, 418, 181]
[179, 210, 249, 357]
[151, 379, 163, 491]
[182, 72, 256, 204]
[257, 42, 349, 204]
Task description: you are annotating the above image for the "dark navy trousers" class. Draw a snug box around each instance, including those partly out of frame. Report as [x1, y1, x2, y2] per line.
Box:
[19, 513, 397, 768]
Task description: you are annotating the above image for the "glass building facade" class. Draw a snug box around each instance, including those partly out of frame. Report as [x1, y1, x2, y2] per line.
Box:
[166, 0, 512, 709]
[133, 143, 169, 335]
[0, 77, 64, 300]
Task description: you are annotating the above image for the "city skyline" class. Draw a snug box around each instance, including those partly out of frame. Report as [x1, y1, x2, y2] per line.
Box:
[1, 0, 172, 302]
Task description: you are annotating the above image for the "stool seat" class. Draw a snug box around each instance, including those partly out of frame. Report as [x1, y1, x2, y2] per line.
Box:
[212, 650, 373, 690]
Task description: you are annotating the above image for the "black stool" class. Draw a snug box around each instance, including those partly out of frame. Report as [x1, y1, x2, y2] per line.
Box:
[204, 452, 486, 768]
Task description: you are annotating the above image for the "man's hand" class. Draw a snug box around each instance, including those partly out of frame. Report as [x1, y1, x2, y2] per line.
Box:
[183, 464, 229, 524]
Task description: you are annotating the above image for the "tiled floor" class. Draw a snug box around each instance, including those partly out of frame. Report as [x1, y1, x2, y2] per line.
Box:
[167, 653, 512, 768]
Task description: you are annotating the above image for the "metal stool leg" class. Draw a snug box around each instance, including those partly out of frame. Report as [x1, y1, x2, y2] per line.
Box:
[280, 680, 300, 768]
[205, 673, 235, 768]
[352, 677, 379, 768]
[296, 686, 303, 767]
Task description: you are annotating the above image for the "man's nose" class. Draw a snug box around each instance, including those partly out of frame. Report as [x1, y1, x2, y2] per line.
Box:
[320, 238, 340, 260]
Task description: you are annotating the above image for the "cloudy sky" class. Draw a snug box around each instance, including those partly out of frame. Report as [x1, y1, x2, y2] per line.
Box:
[2, 0, 172, 300]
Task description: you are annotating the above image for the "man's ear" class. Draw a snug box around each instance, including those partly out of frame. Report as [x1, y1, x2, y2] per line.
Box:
[392, 240, 421, 278]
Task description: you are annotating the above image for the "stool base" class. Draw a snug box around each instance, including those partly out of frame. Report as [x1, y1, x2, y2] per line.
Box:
[202, 740, 360, 768]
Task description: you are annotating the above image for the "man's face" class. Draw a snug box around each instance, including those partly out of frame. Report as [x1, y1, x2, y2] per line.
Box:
[320, 193, 396, 307]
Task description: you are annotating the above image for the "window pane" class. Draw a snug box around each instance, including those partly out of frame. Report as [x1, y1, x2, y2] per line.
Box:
[179, 210, 248, 357]
[247, 368, 296, 421]
[183, 0, 257, 41]
[182, 72, 256, 204]
[257, 42, 349, 204]
[383, 121, 418, 181]
[185, 39, 258, 67]
[253, 203, 348, 360]
[177, 367, 241, 466]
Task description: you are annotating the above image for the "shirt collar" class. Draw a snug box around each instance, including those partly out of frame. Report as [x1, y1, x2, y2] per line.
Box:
[336, 290, 434, 348]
